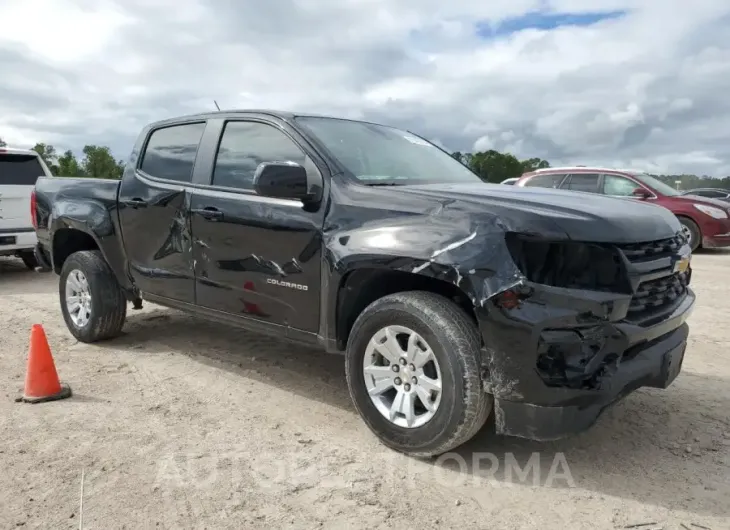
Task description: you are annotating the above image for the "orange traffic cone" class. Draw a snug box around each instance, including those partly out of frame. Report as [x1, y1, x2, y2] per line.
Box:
[20, 324, 72, 404]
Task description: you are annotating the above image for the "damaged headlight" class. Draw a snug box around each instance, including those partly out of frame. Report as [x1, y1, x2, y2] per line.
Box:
[505, 233, 631, 293]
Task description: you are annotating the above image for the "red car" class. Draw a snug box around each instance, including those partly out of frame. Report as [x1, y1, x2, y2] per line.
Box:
[516, 167, 730, 251]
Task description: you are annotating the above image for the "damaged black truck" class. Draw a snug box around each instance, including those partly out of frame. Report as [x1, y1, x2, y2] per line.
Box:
[32, 111, 695, 456]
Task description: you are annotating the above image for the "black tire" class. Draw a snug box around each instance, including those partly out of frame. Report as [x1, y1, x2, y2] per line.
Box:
[345, 291, 492, 457]
[678, 216, 701, 252]
[59, 250, 127, 342]
[18, 250, 38, 271]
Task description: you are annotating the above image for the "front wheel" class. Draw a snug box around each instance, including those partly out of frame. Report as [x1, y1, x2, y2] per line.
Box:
[59, 250, 127, 342]
[345, 291, 492, 457]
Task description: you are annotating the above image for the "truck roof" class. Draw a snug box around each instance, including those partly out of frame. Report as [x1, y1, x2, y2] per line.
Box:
[531, 166, 647, 174]
[0, 146, 41, 156]
[146, 109, 386, 129]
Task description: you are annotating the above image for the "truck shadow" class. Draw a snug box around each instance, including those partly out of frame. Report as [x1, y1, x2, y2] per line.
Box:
[103, 308, 729, 519]
[0, 258, 56, 295]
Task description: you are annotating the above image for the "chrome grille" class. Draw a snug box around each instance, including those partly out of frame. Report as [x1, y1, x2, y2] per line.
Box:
[628, 272, 689, 316]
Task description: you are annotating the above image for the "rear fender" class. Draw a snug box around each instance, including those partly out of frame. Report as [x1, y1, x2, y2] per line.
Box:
[50, 199, 134, 292]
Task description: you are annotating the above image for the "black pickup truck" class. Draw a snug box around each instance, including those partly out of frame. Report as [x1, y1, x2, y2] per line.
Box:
[32, 110, 695, 456]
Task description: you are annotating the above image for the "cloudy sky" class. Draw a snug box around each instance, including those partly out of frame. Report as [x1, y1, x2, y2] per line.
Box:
[1, 0, 730, 176]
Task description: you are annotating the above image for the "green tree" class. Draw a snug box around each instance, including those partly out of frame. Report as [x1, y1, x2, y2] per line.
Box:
[114, 158, 125, 179]
[520, 157, 550, 173]
[32, 143, 59, 175]
[81, 145, 122, 179]
[57, 150, 83, 177]
[469, 149, 524, 183]
[0, 137, 7, 147]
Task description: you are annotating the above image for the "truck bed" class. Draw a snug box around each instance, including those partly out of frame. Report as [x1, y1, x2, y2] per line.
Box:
[33, 176, 121, 248]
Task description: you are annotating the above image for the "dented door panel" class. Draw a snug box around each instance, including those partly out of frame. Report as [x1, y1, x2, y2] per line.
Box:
[118, 173, 195, 303]
[190, 188, 322, 331]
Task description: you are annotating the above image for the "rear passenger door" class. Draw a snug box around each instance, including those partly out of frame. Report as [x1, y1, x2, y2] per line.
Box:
[118, 120, 206, 303]
[189, 118, 325, 333]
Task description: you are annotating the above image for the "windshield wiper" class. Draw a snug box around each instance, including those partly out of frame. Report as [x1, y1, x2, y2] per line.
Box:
[363, 182, 405, 187]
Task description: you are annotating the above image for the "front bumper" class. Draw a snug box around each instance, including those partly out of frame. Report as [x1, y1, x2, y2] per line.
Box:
[702, 232, 730, 248]
[478, 285, 695, 441]
[701, 217, 730, 248]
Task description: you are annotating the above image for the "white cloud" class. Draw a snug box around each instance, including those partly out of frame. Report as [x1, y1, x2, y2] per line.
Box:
[1, 0, 730, 176]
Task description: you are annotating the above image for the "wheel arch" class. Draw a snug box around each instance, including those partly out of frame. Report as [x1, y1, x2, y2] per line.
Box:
[334, 267, 478, 352]
[52, 228, 100, 274]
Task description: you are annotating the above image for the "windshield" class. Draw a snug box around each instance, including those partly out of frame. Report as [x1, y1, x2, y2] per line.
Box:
[632, 173, 680, 196]
[295, 117, 482, 185]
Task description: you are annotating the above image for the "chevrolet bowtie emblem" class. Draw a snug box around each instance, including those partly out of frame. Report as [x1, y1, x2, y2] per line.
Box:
[673, 255, 690, 274]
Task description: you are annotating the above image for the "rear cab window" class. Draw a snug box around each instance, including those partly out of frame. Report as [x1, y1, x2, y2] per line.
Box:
[0, 153, 46, 185]
[522, 173, 567, 188]
[139, 122, 206, 183]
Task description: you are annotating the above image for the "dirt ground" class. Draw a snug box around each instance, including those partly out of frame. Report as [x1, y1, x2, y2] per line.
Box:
[1, 252, 729, 530]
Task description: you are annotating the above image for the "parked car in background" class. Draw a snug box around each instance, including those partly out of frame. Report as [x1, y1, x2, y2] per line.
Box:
[501, 177, 519, 185]
[0, 147, 53, 269]
[680, 188, 730, 202]
[516, 167, 730, 251]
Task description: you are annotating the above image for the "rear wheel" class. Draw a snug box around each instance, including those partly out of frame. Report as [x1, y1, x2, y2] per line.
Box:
[345, 291, 492, 457]
[678, 216, 701, 252]
[18, 250, 38, 271]
[59, 250, 127, 342]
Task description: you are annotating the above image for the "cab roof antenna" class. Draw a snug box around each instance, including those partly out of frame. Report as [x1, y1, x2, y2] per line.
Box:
[214, 100, 221, 111]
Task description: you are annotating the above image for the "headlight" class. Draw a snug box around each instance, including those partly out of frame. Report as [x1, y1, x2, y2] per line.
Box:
[505, 233, 630, 292]
[693, 204, 728, 219]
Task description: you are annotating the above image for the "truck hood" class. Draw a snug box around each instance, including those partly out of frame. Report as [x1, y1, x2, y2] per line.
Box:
[401, 182, 681, 243]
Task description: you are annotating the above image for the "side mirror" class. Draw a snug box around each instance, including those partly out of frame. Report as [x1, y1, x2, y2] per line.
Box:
[632, 187, 651, 199]
[253, 162, 320, 203]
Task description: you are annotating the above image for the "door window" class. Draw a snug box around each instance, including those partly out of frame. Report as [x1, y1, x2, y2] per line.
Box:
[140, 122, 206, 182]
[695, 189, 727, 198]
[603, 174, 642, 196]
[564, 173, 600, 193]
[212, 121, 309, 191]
[522, 173, 566, 188]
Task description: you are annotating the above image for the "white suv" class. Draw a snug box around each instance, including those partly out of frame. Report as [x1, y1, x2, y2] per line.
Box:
[0, 147, 53, 269]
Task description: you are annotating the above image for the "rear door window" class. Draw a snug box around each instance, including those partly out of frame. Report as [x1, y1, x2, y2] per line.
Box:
[139, 122, 206, 183]
[0, 154, 45, 185]
[522, 173, 566, 188]
[563, 173, 600, 193]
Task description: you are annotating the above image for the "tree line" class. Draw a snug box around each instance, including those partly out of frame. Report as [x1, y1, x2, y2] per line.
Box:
[3, 135, 730, 189]
[451, 150, 730, 190]
[0, 137, 124, 180]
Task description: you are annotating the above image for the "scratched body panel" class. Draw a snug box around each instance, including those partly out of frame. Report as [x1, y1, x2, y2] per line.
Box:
[190, 190, 321, 330]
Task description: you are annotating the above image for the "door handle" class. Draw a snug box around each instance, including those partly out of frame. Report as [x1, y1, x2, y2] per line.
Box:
[191, 207, 223, 221]
[123, 198, 148, 209]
